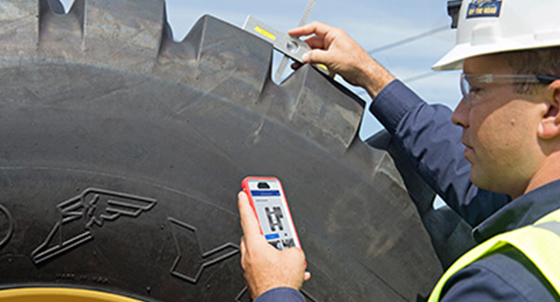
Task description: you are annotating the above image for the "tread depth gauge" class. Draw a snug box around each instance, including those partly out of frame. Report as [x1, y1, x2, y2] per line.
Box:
[242, 0, 329, 78]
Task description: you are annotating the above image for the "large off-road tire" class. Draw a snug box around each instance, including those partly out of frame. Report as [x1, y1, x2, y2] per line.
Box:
[0, 0, 448, 301]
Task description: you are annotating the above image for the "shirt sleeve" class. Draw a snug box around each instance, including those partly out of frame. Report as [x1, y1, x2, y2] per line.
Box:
[253, 287, 306, 302]
[369, 80, 509, 227]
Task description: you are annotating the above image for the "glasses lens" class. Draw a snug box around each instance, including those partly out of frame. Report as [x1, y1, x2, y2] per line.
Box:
[460, 74, 470, 103]
[460, 73, 560, 106]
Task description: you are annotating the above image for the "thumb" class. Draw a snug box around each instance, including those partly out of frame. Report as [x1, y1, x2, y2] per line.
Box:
[238, 191, 264, 244]
[302, 49, 330, 66]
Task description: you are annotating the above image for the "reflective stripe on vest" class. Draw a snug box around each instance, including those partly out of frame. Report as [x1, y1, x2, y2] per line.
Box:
[427, 209, 560, 302]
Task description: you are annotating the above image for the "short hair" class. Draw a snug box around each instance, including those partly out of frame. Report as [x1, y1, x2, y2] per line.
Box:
[502, 46, 560, 94]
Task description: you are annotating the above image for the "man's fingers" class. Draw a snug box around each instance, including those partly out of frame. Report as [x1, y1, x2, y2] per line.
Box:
[303, 49, 330, 65]
[240, 236, 247, 269]
[304, 272, 311, 282]
[240, 236, 246, 254]
[291, 61, 303, 70]
[304, 36, 325, 50]
[289, 21, 332, 38]
[238, 191, 264, 243]
[288, 23, 317, 37]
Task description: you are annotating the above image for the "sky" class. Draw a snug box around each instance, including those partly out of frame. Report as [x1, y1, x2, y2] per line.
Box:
[58, 0, 463, 139]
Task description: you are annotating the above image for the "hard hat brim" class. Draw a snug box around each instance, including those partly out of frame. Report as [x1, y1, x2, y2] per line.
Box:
[433, 38, 560, 71]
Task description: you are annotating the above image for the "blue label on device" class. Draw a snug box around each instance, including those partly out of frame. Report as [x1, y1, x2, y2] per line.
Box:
[265, 233, 280, 240]
[251, 190, 281, 197]
[466, 0, 502, 18]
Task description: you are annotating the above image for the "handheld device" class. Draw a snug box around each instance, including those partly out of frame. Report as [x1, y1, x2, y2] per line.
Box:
[241, 176, 301, 250]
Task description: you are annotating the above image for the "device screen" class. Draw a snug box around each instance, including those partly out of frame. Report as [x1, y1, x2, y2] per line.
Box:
[246, 178, 299, 250]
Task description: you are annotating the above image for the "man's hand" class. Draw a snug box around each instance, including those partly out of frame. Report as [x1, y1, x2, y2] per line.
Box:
[238, 191, 310, 300]
[289, 21, 395, 98]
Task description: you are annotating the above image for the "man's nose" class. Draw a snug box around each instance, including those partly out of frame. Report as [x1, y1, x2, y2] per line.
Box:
[451, 98, 469, 128]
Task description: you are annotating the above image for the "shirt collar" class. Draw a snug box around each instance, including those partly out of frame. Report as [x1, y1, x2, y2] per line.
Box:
[473, 179, 560, 242]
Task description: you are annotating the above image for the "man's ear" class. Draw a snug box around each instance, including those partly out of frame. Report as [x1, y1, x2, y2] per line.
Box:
[538, 80, 560, 140]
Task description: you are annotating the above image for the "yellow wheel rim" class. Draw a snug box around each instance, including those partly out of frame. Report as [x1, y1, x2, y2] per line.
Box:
[0, 288, 144, 302]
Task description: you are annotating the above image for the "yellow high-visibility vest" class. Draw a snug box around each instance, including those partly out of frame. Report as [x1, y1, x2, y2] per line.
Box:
[428, 209, 560, 302]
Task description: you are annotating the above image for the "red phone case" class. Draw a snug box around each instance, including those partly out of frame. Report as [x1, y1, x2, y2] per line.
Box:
[241, 176, 301, 249]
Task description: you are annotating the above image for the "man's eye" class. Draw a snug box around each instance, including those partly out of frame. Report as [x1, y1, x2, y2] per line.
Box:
[469, 87, 482, 94]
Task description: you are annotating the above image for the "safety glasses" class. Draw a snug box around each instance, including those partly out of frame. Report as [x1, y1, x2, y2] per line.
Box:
[460, 73, 560, 106]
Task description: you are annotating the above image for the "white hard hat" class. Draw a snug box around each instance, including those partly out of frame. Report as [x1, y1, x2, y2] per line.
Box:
[433, 0, 560, 71]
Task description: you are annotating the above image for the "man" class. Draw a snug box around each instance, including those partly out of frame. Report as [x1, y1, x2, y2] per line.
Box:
[239, 0, 560, 301]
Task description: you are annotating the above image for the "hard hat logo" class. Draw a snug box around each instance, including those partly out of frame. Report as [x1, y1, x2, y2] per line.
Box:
[466, 0, 502, 18]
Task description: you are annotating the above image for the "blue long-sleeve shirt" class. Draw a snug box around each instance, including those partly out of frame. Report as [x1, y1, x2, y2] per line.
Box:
[254, 80, 560, 302]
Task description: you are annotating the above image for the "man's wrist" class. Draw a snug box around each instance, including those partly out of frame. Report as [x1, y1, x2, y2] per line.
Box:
[360, 59, 395, 99]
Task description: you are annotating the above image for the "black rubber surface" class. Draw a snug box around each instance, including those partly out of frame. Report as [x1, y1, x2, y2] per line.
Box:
[0, 0, 452, 301]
